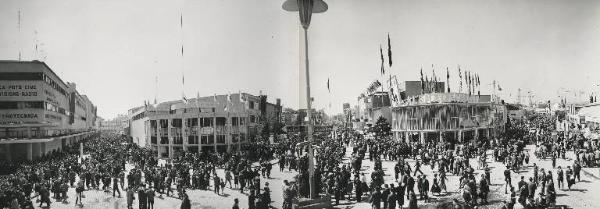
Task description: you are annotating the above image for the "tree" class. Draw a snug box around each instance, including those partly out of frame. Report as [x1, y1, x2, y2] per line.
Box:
[260, 122, 270, 141]
[371, 116, 392, 140]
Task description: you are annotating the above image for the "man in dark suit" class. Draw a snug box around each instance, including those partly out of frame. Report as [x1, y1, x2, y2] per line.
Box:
[527, 177, 537, 199]
[370, 187, 382, 209]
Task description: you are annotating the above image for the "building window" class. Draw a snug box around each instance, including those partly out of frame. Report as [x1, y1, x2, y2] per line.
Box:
[160, 137, 169, 144]
[216, 117, 226, 126]
[173, 136, 183, 144]
[249, 101, 255, 109]
[201, 135, 215, 144]
[216, 135, 226, 144]
[207, 135, 214, 144]
[0, 101, 18, 109]
[0, 101, 44, 109]
[171, 119, 182, 128]
[0, 72, 44, 80]
[188, 146, 199, 153]
[200, 118, 213, 127]
[250, 115, 256, 123]
[187, 118, 198, 127]
[151, 136, 157, 144]
[188, 135, 198, 144]
[231, 134, 238, 143]
[232, 117, 238, 126]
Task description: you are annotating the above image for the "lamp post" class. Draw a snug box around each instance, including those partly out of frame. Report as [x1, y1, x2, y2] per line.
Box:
[282, 0, 328, 199]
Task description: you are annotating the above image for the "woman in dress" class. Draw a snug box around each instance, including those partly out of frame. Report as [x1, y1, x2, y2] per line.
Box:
[431, 174, 441, 196]
[439, 171, 447, 193]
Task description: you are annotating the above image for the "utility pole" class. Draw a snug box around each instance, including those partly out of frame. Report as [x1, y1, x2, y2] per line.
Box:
[517, 88, 522, 105]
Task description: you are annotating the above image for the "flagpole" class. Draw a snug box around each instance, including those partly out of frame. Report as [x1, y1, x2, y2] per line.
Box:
[283, 0, 328, 198]
[302, 27, 317, 199]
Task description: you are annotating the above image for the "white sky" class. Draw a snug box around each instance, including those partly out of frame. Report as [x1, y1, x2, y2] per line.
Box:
[1, 0, 599, 119]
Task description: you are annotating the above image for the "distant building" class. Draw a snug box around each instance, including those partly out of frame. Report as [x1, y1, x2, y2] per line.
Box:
[391, 92, 506, 144]
[506, 103, 525, 121]
[127, 92, 281, 159]
[282, 108, 332, 136]
[99, 114, 128, 133]
[0, 60, 97, 161]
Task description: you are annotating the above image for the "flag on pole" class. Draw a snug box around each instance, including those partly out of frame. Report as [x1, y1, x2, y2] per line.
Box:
[425, 75, 429, 93]
[467, 71, 471, 95]
[458, 66, 462, 93]
[380, 45, 385, 75]
[196, 92, 201, 108]
[387, 34, 392, 67]
[446, 67, 450, 93]
[224, 93, 231, 111]
[420, 68, 424, 93]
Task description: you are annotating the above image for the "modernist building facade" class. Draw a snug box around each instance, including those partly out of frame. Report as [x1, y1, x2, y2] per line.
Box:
[391, 92, 506, 144]
[128, 93, 281, 159]
[0, 60, 97, 161]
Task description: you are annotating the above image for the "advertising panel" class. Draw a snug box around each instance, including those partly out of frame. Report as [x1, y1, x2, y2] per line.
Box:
[0, 81, 68, 109]
[0, 109, 44, 125]
[0, 81, 43, 101]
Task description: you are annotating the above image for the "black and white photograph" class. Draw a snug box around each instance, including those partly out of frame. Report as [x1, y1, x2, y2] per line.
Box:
[1, 0, 600, 208]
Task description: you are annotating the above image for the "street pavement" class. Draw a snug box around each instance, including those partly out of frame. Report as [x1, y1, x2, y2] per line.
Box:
[32, 144, 600, 209]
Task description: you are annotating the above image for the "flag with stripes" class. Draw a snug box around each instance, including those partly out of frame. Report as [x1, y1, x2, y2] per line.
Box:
[387, 34, 392, 67]
[380, 46, 385, 75]
[446, 67, 450, 93]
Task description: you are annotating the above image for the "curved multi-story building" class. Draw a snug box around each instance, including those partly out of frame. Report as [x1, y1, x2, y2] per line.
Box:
[0, 60, 97, 161]
[391, 92, 507, 144]
[127, 93, 281, 159]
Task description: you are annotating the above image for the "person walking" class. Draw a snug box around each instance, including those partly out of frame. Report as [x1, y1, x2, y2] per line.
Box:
[39, 184, 51, 208]
[504, 167, 512, 194]
[146, 186, 155, 209]
[408, 192, 418, 209]
[214, 175, 221, 195]
[381, 184, 391, 209]
[180, 193, 191, 209]
[75, 179, 85, 206]
[387, 191, 397, 209]
[370, 187, 382, 209]
[355, 178, 363, 202]
[126, 188, 135, 209]
[113, 177, 122, 197]
[421, 176, 430, 203]
[557, 166, 564, 189]
[248, 191, 256, 209]
[225, 170, 233, 188]
[479, 174, 489, 204]
[138, 186, 147, 209]
[573, 161, 582, 182]
[232, 198, 240, 209]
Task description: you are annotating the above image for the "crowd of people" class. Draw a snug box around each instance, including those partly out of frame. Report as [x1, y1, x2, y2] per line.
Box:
[1, 110, 599, 209]
[288, 112, 598, 209]
[0, 132, 287, 209]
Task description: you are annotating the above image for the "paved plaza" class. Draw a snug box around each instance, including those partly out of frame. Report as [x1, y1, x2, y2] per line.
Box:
[30, 144, 600, 209]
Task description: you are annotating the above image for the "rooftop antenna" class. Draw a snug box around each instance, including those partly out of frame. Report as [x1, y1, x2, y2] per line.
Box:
[33, 30, 47, 61]
[517, 88, 522, 105]
[17, 10, 21, 61]
[180, 12, 186, 102]
[154, 75, 158, 104]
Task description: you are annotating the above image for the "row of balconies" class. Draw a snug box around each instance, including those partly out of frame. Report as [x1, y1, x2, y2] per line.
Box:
[150, 134, 246, 145]
[0, 127, 93, 139]
[150, 126, 247, 137]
